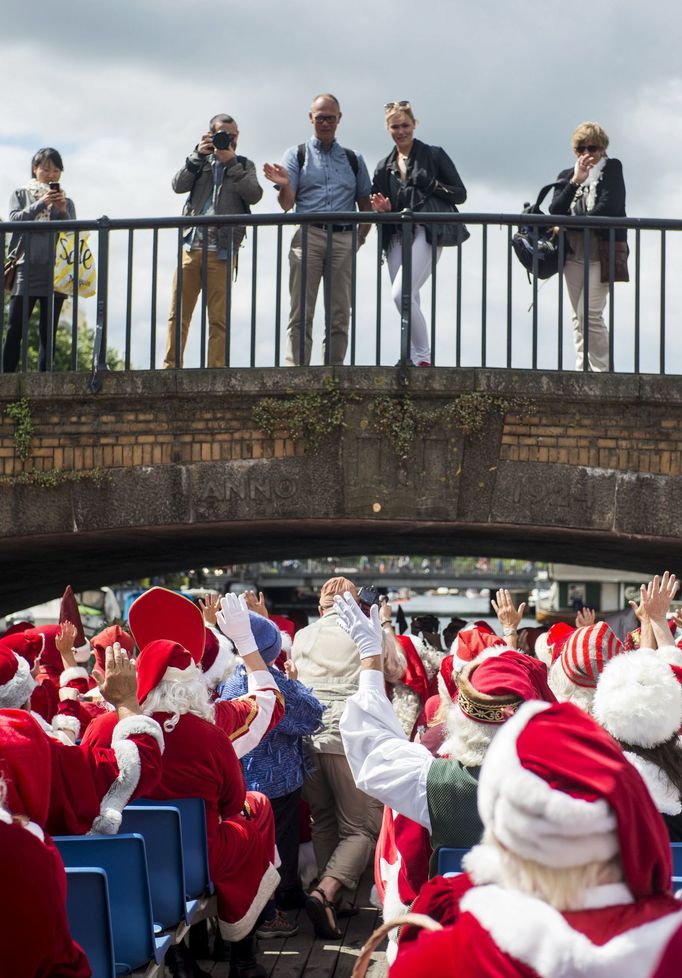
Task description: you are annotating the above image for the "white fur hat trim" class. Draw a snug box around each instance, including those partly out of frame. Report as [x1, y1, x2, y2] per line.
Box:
[0, 654, 36, 709]
[59, 666, 90, 687]
[593, 650, 682, 748]
[477, 701, 619, 869]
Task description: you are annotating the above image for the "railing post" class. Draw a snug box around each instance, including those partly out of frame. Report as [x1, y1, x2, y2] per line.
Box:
[89, 215, 110, 392]
[399, 210, 413, 364]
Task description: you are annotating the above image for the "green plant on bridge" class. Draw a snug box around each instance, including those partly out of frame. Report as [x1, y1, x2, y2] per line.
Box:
[373, 391, 524, 460]
[252, 378, 350, 450]
[6, 398, 34, 460]
[0, 467, 109, 489]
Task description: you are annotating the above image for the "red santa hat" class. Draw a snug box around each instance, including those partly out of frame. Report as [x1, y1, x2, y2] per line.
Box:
[200, 627, 235, 688]
[91, 624, 135, 673]
[59, 586, 91, 663]
[136, 639, 201, 706]
[476, 699, 672, 900]
[438, 655, 457, 702]
[560, 623, 623, 689]
[0, 647, 36, 709]
[128, 587, 205, 664]
[450, 624, 507, 675]
[456, 651, 556, 725]
[0, 629, 44, 667]
[0, 710, 51, 835]
[23, 624, 60, 677]
[593, 650, 682, 749]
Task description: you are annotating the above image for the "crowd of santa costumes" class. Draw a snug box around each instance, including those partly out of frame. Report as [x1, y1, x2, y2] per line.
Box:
[4, 572, 682, 977]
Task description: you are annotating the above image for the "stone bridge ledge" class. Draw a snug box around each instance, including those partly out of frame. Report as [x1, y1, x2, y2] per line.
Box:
[0, 367, 681, 612]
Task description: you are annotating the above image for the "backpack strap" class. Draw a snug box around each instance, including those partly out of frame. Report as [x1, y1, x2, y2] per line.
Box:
[534, 181, 566, 210]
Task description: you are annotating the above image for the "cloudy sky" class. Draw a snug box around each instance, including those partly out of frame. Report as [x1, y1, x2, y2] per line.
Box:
[2, 0, 682, 372]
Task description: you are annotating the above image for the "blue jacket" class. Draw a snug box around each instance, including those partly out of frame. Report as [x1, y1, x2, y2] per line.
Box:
[218, 664, 324, 798]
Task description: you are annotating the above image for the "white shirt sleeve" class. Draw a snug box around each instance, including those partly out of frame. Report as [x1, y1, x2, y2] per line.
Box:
[340, 669, 433, 830]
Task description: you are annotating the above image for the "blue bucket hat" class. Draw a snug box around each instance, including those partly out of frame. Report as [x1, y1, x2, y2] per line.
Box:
[249, 612, 282, 664]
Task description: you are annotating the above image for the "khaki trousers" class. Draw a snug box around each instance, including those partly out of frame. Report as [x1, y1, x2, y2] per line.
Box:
[286, 226, 354, 365]
[563, 259, 610, 372]
[303, 751, 383, 892]
[164, 249, 234, 368]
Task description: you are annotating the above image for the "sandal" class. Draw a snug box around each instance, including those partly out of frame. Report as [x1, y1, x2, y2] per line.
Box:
[305, 887, 343, 940]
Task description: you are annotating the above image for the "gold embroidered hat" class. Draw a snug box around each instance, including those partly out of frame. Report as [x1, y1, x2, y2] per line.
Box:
[456, 651, 556, 725]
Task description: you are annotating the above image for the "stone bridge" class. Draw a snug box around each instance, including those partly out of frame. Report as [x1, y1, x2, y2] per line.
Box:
[0, 367, 681, 614]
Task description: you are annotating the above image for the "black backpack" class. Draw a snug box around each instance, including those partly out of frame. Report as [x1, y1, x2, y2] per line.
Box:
[296, 143, 359, 177]
[511, 182, 564, 281]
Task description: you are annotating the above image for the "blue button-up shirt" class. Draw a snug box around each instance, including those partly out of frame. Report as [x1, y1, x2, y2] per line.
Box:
[281, 137, 371, 214]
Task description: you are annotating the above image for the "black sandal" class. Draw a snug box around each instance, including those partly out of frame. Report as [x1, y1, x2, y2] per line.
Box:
[305, 887, 343, 940]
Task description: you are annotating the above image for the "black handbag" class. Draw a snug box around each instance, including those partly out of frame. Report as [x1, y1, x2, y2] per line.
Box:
[512, 182, 564, 280]
[419, 191, 470, 247]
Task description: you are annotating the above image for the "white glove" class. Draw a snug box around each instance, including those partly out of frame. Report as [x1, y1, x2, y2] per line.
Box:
[333, 592, 382, 659]
[216, 593, 258, 656]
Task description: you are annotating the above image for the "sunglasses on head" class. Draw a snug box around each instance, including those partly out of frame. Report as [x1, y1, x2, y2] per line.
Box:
[385, 100, 411, 111]
[576, 144, 600, 153]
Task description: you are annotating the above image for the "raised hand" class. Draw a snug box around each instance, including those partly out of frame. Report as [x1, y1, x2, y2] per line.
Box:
[243, 590, 269, 619]
[216, 593, 258, 655]
[491, 589, 526, 632]
[198, 593, 221, 626]
[575, 607, 596, 628]
[641, 572, 679, 621]
[56, 621, 78, 669]
[263, 162, 289, 186]
[96, 644, 138, 711]
[333, 591, 382, 659]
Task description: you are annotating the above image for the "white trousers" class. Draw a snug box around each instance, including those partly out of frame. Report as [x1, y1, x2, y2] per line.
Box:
[387, 226, 441, 364]
[563, 259, 610, 371]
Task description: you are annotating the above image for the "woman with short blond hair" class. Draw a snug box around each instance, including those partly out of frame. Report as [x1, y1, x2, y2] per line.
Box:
[549, 121, 627, 371]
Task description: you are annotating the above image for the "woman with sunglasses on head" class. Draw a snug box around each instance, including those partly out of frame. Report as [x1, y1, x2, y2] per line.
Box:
[3, 147, 76, 373]
[549, 122, 627, 372]
[371, 101, 467, 367]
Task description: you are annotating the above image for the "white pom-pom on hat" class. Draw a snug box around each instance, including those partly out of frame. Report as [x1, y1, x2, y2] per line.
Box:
[593, 649, 682, 748]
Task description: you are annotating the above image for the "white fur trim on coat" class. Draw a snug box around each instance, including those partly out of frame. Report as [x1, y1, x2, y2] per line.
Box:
[477, 701, 619, 869]
[0, 654, 36, 709]
[625, 751, 682, 816]
[52, 715, 81, 740]
[90, 715, 164, 835]
[593, 650, 682, 748]
[59, 666, 90, 687]
[460, 883, 682, 978]
[217, 862, 281, 942]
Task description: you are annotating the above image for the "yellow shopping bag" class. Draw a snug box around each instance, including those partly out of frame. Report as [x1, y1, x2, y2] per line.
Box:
[54, 232, 97, 298]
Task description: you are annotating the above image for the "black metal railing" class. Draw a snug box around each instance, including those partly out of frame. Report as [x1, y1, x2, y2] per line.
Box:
[2, 210, 681, 386]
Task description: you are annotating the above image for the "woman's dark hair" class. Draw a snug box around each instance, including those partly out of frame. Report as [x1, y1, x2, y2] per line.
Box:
[620, 735, 682, 799]
[31, 148, 64, 175]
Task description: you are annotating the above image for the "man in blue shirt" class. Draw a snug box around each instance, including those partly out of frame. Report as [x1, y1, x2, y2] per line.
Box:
[264, 94, 372, 365]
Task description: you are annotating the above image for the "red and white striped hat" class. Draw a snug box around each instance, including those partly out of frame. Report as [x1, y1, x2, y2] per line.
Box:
[560, 623, 623, 689]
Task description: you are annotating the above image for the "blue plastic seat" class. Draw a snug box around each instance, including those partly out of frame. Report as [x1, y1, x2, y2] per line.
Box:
[64, 867, 116, 978]
[671, 843, 682, 880]
[121, 805, 200, 929]
[132, 797, 214, 898]
[435, 847, 471, 877]
[54, 833, 172, 974]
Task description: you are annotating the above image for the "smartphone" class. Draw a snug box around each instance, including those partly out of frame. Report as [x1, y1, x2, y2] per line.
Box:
[49, 182, 60, 191]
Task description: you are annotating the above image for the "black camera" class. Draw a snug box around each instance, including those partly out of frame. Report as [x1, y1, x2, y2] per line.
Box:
[212, 130, 235, 151]
[358, 586, 380, 608]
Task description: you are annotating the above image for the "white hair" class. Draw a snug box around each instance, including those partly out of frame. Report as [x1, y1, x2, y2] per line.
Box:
[548, 660, 595, 713]
[142, 677, 214, 732]
[440, 703, 498, 766]
[485, 829, 622, 910]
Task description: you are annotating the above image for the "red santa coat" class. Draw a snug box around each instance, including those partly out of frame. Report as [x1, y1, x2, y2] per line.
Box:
[393, 872, 682, 978]
[47, 714, 163, 835]
[85, 709, 279, 940]
[213, 679, 284, 759]
[0, 816, 90, 978]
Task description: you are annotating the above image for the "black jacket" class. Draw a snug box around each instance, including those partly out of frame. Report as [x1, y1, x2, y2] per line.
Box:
[372, 138, 467, 251]
[549, 158, 626, 242]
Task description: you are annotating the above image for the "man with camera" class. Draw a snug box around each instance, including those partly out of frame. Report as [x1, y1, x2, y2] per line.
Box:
[164, 114, 263, 368]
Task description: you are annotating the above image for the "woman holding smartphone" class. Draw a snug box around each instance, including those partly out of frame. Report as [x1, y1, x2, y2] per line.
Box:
[3, 148, 76, 372]
[549, 122, 626, 372]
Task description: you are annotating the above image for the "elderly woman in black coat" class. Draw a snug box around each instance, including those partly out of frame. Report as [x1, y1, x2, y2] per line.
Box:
[549, 122, 627, 372]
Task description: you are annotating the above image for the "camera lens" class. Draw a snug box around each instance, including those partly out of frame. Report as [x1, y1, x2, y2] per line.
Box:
[212, 131, 233, 151]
